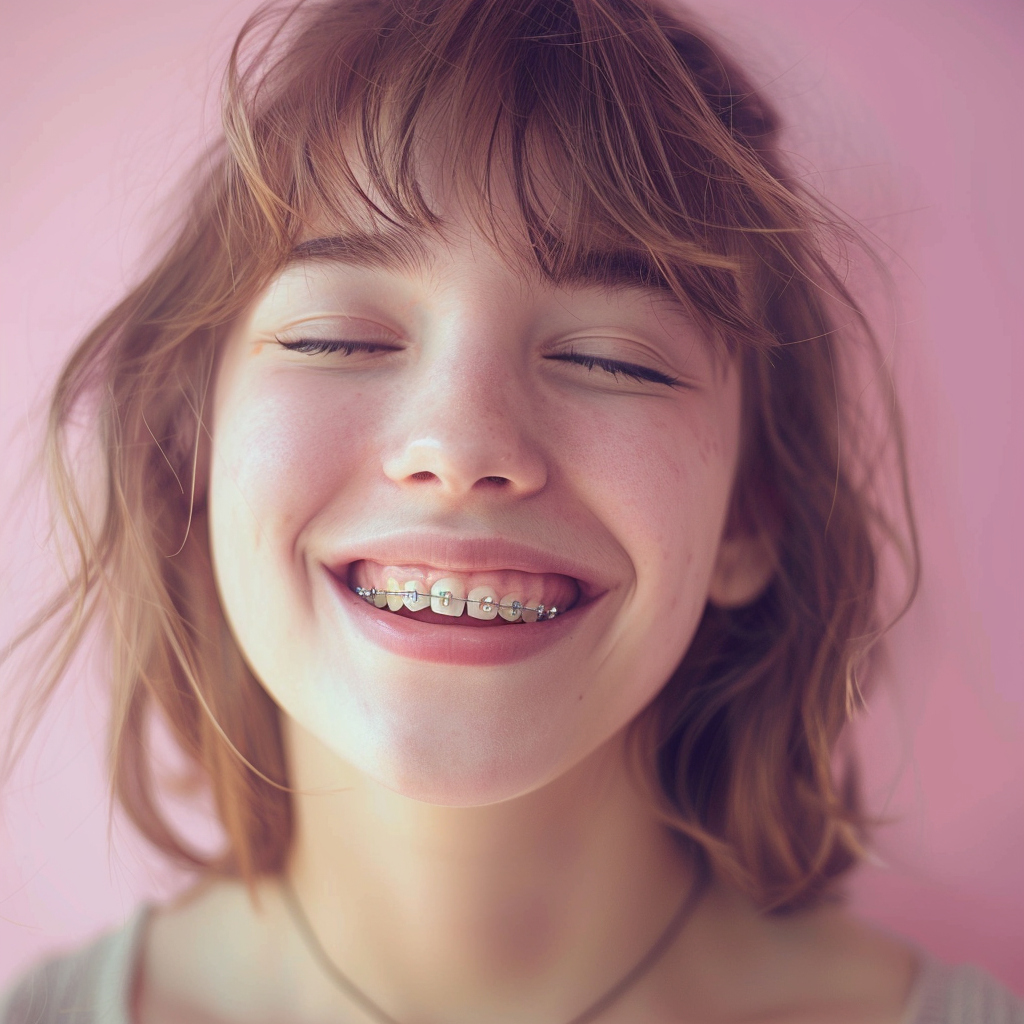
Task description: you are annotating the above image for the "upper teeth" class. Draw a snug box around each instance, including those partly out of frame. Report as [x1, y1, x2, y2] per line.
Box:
[355, 579, 558, 622]
[348, 561, 580, 622]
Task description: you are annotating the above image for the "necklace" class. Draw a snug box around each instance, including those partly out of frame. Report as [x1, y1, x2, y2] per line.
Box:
[280, 860, 709, 1024]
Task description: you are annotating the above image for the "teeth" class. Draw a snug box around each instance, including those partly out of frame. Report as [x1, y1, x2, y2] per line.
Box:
[353, 581, 563, 621]
[466, 586, 499, 620]
[403, 581, 431, 612]
[430, 578, 467, 617]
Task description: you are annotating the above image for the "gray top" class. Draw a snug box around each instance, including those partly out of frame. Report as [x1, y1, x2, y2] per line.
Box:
[0, 909, 150, 1024]
[1, 908, 1021, 1023]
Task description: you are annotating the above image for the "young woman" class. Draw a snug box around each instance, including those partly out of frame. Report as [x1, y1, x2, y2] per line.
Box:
[2, 0, 1020, 1021]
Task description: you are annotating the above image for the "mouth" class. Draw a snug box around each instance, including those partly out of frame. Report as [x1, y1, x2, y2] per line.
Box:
[340, 560, 585, 627]
[320, 533, 611, 663]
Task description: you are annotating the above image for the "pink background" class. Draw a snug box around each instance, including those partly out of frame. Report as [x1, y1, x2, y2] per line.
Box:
[2, 0, 1022, 995]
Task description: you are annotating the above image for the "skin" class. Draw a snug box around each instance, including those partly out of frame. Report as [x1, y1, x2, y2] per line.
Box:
[207, 225, 751, 807]
[136, 207, 917, 1023]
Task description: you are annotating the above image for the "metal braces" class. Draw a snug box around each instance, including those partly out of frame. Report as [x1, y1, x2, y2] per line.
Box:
[354, 586, 560, 620]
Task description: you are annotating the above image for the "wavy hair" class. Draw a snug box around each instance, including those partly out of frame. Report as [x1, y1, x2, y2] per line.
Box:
[5, 0, 917, 910]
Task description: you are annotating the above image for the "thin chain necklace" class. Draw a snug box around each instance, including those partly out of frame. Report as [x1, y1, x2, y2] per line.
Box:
[280, 860, 708, 1024]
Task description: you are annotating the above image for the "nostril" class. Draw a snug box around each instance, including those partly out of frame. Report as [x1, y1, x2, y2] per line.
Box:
[410, 471, 436, 481]
[482, 476, 510, 486]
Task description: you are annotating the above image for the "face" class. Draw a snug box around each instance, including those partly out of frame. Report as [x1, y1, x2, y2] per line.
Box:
[208, 209, 760, 806]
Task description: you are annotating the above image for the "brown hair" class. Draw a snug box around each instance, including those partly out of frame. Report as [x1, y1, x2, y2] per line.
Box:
[6, 0, 917, 910]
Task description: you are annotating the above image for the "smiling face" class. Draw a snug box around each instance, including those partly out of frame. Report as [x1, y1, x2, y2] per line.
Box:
[208, 209, 767, 806]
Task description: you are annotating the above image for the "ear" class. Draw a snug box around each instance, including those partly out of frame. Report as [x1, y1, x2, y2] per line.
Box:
[707, 528, 775, 609]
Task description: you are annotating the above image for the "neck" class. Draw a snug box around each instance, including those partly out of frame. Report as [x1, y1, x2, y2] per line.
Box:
[283, 724, 695, 1024]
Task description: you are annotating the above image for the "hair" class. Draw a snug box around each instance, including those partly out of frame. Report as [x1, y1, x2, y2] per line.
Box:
[5, 0, 918, 912]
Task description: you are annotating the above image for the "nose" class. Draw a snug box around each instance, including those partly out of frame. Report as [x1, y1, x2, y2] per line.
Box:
[381, 332, 548, 499]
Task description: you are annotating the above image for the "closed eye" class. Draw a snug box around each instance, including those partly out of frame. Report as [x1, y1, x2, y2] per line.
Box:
[276, 338, 399, 356]
[546, 350, 684, 388]
[278, 339, 683, 388]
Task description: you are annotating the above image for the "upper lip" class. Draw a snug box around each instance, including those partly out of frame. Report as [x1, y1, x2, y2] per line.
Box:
[323, 530, 611, 596]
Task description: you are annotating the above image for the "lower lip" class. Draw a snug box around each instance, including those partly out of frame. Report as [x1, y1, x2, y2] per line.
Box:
[326, 569, 597, 666]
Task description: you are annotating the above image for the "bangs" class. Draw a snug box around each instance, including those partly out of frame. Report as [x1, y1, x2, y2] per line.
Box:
[223, 0, 804, 351]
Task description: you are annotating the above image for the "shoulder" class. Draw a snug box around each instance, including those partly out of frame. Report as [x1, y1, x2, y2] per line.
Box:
[659, 884, 922, 1021]
[659, 884, 1024, 1023]
[0, 908, 149, 1024]
[907, 954, 1024, 1024]
[137, 877, 285, 1023]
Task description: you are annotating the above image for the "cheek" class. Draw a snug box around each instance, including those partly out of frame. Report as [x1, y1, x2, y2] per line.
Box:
[207, 370, 373, 659]
[212, 372, 369, 537]
[551, 386, 740, 686]
[558, 399, 737, 566]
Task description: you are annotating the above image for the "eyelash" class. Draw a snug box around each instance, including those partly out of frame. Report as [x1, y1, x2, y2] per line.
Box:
[546, 350, 682, 388]
[277, 338, 395, 356]
[277, 339, 682, 388]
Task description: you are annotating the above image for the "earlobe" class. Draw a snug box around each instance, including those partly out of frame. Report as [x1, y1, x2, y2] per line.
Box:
[707, 530, 775, 609]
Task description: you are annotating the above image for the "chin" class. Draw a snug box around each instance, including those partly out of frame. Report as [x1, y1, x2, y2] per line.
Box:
[307, 700, 577, 808]
[376, 731, 572, 808]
